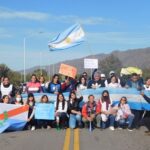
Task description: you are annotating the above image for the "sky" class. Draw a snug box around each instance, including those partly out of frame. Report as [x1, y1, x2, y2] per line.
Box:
[0, 0, 150, 71]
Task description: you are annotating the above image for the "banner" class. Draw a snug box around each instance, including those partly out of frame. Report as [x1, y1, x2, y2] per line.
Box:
[0, 104, 28, 133]
[35, 103, 55, 120]
[79, 88, 150, 110]
[22, 88, 150, 111]
[84, 59, 98, 69]
[59, 63, 77, 79]
[120, 67, 142, 75]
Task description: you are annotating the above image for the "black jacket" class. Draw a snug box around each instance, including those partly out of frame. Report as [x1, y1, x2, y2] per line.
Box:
[143, 95, 150, 104]
[68, 96, 83, 114]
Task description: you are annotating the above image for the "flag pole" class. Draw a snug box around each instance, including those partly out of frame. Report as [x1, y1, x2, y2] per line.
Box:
[23, 37, 26, 83]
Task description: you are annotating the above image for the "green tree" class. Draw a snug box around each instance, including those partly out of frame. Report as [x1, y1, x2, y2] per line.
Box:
[99, 54, 122, 76]
[0, 64, 11, 78]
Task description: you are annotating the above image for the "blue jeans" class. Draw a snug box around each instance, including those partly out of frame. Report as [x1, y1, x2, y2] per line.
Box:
[69, 114, 81, 129]
[101, 115, 115, 129]
[118, 115, 134, 128]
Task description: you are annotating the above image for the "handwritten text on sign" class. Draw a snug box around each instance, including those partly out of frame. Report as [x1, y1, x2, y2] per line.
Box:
[35, 103, 55, 120]
[59, 64, 77, 79]
[84, 59, 98, 69]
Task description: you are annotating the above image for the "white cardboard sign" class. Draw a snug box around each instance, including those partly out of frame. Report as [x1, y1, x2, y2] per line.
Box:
[84, 59, 98, 69]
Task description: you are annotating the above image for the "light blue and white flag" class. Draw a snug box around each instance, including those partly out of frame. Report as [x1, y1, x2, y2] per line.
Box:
[48, 24, 85, 50]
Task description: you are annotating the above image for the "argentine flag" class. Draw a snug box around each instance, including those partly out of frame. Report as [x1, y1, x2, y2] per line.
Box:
[48, 24, 85, 51]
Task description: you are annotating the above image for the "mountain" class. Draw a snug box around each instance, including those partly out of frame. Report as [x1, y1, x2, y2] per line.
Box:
[22, 47, 150, 75]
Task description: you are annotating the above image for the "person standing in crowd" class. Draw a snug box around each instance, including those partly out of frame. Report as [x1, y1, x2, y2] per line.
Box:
[105, 71, 120, 87]
[26, 74, 42, 93]
[76, 76, 87, 92]
[100, 74, 106, 86]
[47, 74, 61, 94]
[0, 95, 10, 104]
[99, 90, 116, 130]
[144, 79, 150, 91]
[82, 95, 101, 129]
[37, 95, 52, 129]
[115, 97, 134, 131]
[61, 76, 76, 93]
[125, 73, 144, 129]
[68, 91, 83, 129]
[13, 93, 23, 105]
[0, 77, 16, 99]
[26, 93, 36, 131]
[88, 71, 105, 89]
[125, 73, 144, 90]
[55, 93, 68, 129]
[82, 72, 88, 81]
[39, 75, 47, 93]
[106, 75, 121, 88]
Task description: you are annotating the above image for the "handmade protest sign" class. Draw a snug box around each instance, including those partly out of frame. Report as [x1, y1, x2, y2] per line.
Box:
[84, 59, 98, 69]
[59, 63, 77, 79]
[35, 103, 55, 120]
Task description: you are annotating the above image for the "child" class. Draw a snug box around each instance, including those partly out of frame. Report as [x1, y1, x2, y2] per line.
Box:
[26, 93, 36, 131]
[55, 93, 68, 129]
[1, 95, 10, 104]
[37, 95, 51, 129]
[115, 97, 134, 131]
[13, 93, 23, 105]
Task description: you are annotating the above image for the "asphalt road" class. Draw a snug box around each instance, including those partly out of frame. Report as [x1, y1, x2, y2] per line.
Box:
[0, 127, 149, 150]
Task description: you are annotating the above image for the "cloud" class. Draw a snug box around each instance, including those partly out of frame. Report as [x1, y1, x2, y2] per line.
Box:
[86, 32, 150, 45]
[0, 27, 13, 38]
[0, 7, 49, 21]
[49, 15, 112, 25]
[0, 7, 114, 25]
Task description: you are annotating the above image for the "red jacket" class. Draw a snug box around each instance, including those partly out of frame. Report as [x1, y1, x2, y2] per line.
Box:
[82, 101, 101, 118]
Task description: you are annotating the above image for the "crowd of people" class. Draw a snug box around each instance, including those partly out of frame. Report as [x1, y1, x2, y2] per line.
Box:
[0, 69, 150, 135]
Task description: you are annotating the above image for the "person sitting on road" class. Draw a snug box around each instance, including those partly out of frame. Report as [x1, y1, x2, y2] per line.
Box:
[55, 93, 68, 129]
[13, 93, 24, 105]
[25, 93, 36, 131]
[82, 95, 101, 129]
[37, 95, 52, 129]
[0, 95, 10, 104]
[99, 90, 116, 130]
[68, 91, 83, 129]
[115, 97, 134, 131]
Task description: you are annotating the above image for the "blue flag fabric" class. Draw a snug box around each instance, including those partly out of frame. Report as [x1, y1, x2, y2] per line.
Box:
[48, 24, 85, 50]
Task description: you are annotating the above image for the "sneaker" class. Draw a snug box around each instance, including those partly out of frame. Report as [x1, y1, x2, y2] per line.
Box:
[127, 128, 133, 131]
[31, 126, 35, 131]
[109, 126, 115, 131]
[118, 127, 123, 130]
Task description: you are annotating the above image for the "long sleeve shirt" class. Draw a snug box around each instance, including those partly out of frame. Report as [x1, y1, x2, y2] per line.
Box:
[55, 101, 68, 113]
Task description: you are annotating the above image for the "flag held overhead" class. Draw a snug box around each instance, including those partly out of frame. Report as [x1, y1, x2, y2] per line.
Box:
[48, 24, 85, 51]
